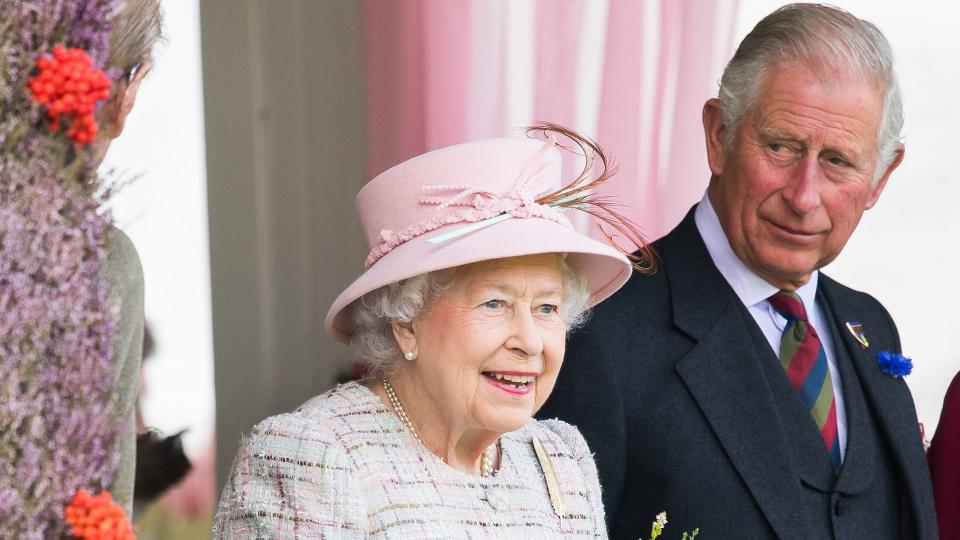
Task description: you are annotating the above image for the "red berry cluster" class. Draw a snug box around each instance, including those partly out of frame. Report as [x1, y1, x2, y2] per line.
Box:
[27, 46, 112, 147]
[64, 489, 136, 540]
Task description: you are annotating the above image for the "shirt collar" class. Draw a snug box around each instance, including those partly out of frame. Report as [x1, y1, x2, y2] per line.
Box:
[694, 191, 819, 310]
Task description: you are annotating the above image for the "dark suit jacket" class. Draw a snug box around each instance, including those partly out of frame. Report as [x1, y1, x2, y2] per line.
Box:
[929, 372, 960, 539]
[539, 207, 937, 539]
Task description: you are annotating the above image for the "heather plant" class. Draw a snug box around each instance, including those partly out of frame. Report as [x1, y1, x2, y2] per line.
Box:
[0, 1, 127, 537]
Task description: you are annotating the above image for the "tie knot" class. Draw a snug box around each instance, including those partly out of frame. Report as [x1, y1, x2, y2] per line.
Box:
[768, 290, 809, 322]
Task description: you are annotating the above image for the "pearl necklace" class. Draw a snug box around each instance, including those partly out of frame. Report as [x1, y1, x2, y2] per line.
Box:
[382, 378, 497, 477]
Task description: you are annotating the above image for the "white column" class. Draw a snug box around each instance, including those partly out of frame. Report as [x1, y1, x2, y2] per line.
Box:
[200, 0, 367, 490]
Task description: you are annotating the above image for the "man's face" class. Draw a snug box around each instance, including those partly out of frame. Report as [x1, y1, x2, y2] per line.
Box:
[703, 64, 902, 290]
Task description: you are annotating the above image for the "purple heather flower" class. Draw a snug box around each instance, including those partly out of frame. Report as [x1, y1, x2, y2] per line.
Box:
[0, 0, 126, 536]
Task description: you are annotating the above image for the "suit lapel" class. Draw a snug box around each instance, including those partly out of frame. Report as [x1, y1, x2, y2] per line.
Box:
[818, 277, 937, 533]
[818, 292, 876, 495]
[665, 211, 806, 538]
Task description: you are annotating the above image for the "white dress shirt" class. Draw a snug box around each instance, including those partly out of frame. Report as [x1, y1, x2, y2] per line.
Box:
[694, 193, 847, 461]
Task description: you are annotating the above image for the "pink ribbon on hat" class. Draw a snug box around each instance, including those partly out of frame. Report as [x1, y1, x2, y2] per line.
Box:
[364, 139, 571, 268]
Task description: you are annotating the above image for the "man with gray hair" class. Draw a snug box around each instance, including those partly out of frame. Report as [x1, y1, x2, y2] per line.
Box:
[539, 4, 937, 538]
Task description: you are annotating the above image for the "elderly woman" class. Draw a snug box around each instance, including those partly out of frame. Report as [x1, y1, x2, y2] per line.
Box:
[96, 0, 164, 513]
[213, 125, 650, 538]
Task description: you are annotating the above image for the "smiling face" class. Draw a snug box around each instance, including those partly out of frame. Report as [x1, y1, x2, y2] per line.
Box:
[703, 64, 903, 290]
[394, 254, 568, 435]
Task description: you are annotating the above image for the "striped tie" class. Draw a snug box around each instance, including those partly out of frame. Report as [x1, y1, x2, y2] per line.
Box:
[768, 291, 841, 470]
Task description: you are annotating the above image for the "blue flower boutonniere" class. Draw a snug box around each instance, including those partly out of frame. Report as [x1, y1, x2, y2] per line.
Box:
[876, 350, 913, 377]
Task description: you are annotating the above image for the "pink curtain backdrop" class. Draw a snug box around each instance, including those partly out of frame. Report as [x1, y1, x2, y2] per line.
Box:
[532, 0, 583, 129]
[364, 0, 739, 239]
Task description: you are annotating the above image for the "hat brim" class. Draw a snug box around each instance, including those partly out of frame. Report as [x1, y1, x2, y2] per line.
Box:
[325, 217, 632, 343]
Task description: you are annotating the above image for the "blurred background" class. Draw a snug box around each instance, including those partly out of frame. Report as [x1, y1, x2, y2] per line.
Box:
[105, 1, 960, 536]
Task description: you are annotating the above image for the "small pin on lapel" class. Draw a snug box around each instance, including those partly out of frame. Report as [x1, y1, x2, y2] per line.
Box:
[845, 321, 869, 349]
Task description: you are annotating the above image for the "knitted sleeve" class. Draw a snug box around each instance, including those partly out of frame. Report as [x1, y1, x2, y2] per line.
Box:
[540, 418, 608, 538]
[212, 412, 368, 538]
[101, 227, 144, 515]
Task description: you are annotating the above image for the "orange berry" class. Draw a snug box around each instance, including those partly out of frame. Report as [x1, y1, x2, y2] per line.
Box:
[28, 46, 112, 147]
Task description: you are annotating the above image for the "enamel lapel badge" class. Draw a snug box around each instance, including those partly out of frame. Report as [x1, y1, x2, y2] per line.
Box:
[845, 321, 869, 349]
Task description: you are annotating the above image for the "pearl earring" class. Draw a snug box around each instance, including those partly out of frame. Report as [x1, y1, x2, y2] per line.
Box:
[404, 351, 416, 361]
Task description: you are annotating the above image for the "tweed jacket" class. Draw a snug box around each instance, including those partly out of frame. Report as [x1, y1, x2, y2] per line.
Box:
[538, 207, 937, 539]
[213, 382, 607, 539]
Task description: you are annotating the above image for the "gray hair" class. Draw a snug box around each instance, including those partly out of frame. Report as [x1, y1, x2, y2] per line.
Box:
[349, 256, 590, 380]
[108, 0, 164, 75]
[718, 3, 902, 182]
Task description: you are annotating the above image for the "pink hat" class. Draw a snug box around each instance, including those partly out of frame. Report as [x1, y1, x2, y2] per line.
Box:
[325, 135, 634, 343]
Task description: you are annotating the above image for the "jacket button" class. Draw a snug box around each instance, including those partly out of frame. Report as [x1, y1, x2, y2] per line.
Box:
[834, 499, 845, 516]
